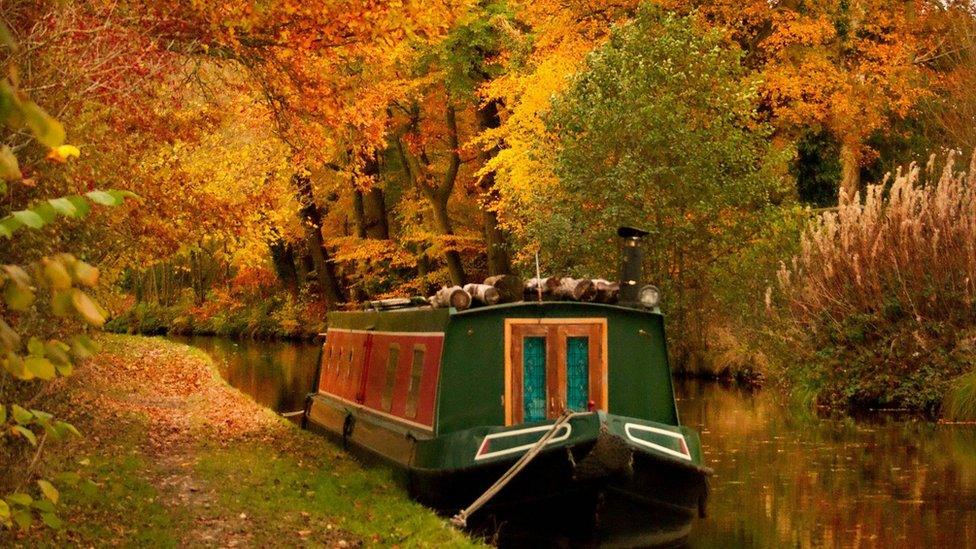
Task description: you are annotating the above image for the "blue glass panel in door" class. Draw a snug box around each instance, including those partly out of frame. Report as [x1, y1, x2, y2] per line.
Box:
[567, 336, 589, 411]
[523, 337, 547, 422]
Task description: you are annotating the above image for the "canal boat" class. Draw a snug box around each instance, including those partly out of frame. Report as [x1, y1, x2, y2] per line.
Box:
[303, 228, 710, 542]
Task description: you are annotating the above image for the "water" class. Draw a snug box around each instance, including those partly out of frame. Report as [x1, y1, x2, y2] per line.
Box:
[167, 335, 321, 413]
[679, 379, 976, 548]
[174, 336, 976, 547]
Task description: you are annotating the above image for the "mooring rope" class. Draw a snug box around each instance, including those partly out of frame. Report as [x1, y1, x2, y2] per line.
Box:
[450, 410, 583, 528]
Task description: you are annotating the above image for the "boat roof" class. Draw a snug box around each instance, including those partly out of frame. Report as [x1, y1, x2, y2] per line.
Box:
[326, 301, 660, 333]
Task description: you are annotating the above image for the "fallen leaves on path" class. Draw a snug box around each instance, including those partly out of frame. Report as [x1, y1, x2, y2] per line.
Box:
[49, 335, 363, 548]
[65, 336, 286, 452]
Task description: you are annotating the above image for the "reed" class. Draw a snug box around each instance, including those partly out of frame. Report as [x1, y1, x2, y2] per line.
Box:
[774, 151, 976, 413]
[945, 370, 976, 421]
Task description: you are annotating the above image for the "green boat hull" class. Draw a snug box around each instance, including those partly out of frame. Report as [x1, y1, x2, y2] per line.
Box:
[305, 393, 708, 540]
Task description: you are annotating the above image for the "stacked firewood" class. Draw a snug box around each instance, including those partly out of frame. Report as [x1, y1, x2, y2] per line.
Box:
[427, 275, 619, 310]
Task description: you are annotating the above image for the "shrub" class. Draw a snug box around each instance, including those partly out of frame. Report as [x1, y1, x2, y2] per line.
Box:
[774, 151, 976, 413]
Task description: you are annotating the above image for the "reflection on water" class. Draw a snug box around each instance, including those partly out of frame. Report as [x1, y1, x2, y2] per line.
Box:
[677, 379, 976, 548]
[168, 335, 320, 413]
[171, 337, 976, 547]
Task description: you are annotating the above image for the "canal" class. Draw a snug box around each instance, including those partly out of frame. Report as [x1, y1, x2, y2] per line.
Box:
[171, 335, 976, 547]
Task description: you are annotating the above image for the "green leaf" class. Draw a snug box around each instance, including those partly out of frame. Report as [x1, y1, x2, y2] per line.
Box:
[0, 81, 23, 128]
[11, 425, 37, 446]
[56, 421, 80, 437]
[11, 404, 32, 425]
[27, 336, 44, 356]
[31, 202, 57, 224]
[51, 290, 73, 317]
[4, 283, 34, 311]
[24, 357, 55, 380]
[66, 196, 91, 218]
[32, 499, 55, 513]
[71, 335, 94, 360]
[0, 216, 20, 238]
[40, 511, 62, 529]
[48, 197, 79, 218]
[37, 480, 59, 504]
[0, 145, 22, 182]
[110, 189, 140, 203]
[80, 479, 97, 497]
[2, 264, 31, 287]
[12, 509, 31, 530]
[43, 258, 73, 290]
[0, 499, 9, 520]
[3, 352, 31, 380]
[12, 209, 44, 229]
[55, 360, 73, 377]
[54, 471, 80, 486]
[85, 190, 119, 206]
[0, 319, 20, 351]
[43, 422, 62, 440]
[5, 493, 32, 507]
[45, 340, 71, 366]
[22, 101, 65, 149]
[29, 409, 52, 423]
[72, 289, 105, 326]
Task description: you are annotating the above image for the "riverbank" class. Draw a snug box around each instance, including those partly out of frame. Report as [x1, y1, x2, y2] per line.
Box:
[3, 335, 478, 547]
[104, 299, 326, 340]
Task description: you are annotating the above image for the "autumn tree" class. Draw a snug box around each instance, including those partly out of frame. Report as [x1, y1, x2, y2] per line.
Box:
[653, 0, 949, 199]
[542, 7, 790, 365]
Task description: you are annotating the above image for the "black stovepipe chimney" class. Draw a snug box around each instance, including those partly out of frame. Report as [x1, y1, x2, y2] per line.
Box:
[617, 226, 650, 305]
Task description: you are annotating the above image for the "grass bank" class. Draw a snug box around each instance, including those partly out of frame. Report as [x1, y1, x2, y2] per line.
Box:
[2, 334, 478, 547]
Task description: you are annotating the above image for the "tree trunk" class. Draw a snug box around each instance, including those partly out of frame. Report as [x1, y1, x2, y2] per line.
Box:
[292, 172, 344, 306]
[364, 187, 389, 239]
[353, 152, 390, 240]
[360, 153, 390, 239]
[269, 239, 299, 296]
[394, 102, 467, 286]
[294, 241, 313, 289]
[352, 188, 368, 239]
[476, 99, 512, 276]
[430, 192, 467, 286]
[839, 139, 861, 203]
[352, 187, 390, 240]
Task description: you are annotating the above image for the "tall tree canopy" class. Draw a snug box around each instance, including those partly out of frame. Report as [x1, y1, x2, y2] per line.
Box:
[539, 6, 791, 362]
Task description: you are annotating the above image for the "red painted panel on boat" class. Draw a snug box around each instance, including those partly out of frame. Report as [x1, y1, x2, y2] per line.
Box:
[320, 330, 370, 402]
[319, 329, 443, 427]
[362, 338, 399, 411]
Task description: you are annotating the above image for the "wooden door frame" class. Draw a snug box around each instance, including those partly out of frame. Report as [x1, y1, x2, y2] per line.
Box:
[504, 318, 608, 425]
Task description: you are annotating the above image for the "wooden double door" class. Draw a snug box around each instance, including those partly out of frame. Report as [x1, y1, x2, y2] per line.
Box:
[506, 319, 607, 424]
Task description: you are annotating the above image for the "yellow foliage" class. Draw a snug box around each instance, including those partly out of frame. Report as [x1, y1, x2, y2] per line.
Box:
[479, 0, 637, 251]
